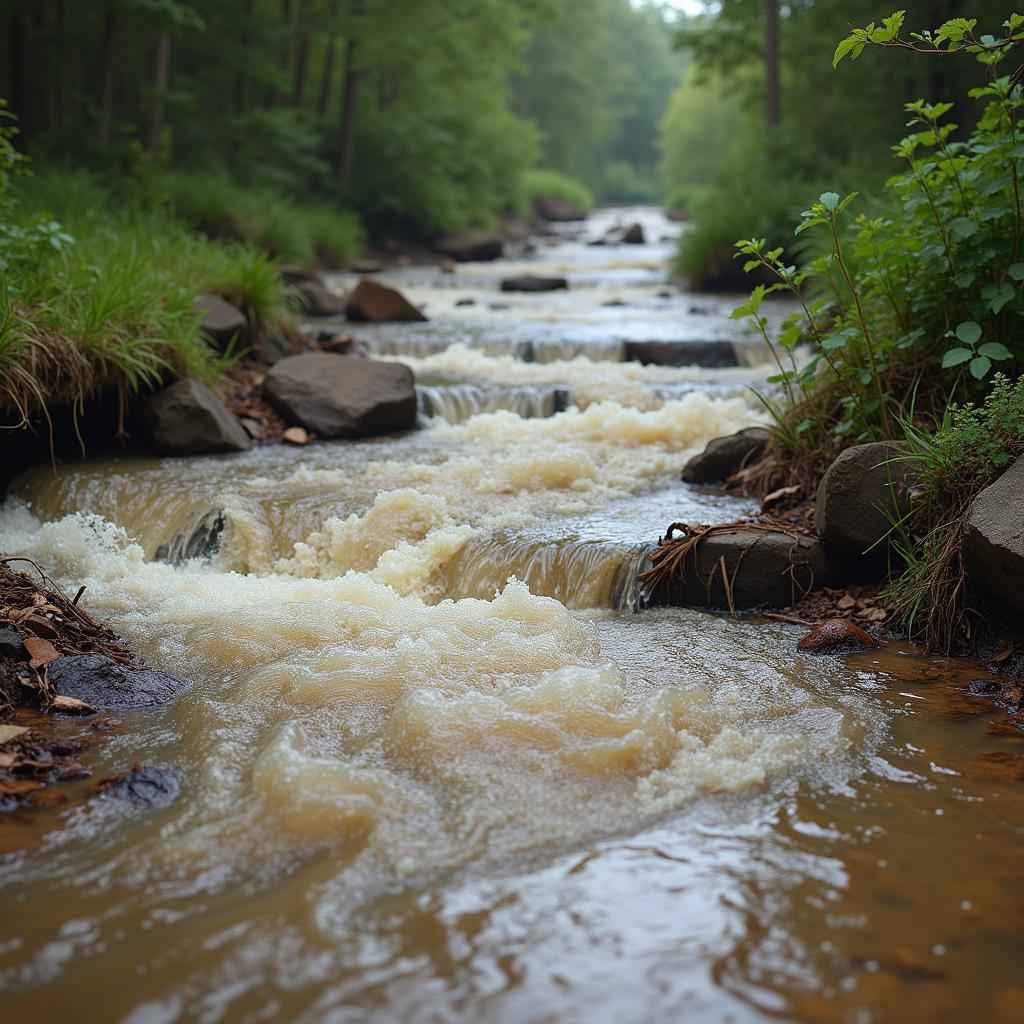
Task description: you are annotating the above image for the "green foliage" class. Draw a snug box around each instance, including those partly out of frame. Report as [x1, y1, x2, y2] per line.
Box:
[518, 168, 594, 216]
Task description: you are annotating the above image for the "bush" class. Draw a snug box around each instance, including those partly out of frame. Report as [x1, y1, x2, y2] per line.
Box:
[518, 168, 594, 216]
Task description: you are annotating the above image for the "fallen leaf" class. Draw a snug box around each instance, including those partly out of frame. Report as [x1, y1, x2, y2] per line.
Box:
[23, 636, 61, 669]
[0, 752, 16, 768]
[993, 646, 1014, 665]
[0, 725, 30, 745]
[837, 594, 857, 610]
[50, 695, 96, 715]
[0, 778, 42, 796]
[22, 613, 59, 640]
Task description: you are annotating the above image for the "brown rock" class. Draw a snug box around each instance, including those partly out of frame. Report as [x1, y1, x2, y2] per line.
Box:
[435, 230, 504, 262]
[282, 426, 311, 446]
[351, 258, 384, 274]
[293, 278, 348, 317]
[278, 264, 322, 285]
[797, 618, 879, 654]
[143, 379, 251, 456]
[621, 223, 645, 244]
[344, 279, 427, 323]
[682, 427, 770, 484]
[194, 293, 246, 348]
[533, 195, 586, 222]
[963, 456, 1024, 612]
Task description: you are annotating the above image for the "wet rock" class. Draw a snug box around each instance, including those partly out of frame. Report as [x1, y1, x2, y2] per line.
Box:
[154, 509, 225, 564]
[454, 298, 476, 307]
[344, 279, 427, 323]
[0, 624, 24, 658]
[964, 455, 1024, 611]
[968, 678, 1000, 696]
[351, 258, 384, 274]
[143, 378, 251, 456]
[623, 339, 739, 368]
[49, 654, 189, 710]
[317, 329, 354, 353]
[501, 218, 532, 241]
[489, 302, 511, 311]
[435, 229, 504, 262]
[282, 425, 311, 445]
[194, 293, 245, 348]
[682, 427, 771, 484]
[97, 764, 180, 809]
[263, 351, 417, 438]
[815, 442, 916, 570]
[659, 529, 830, 610]
[533, 195, 586, 222]
[278, 263, 321, 285]
[500, 275, 569, 293]
[293, 278, 348, 317]
[621, 223, 645, 244]
[797, 618, 879, 654]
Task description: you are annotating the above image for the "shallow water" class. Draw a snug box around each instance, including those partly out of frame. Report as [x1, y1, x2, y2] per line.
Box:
[1, 209, 1022, 1024]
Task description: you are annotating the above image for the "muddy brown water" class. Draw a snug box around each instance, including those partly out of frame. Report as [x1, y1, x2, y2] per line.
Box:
[1, 209, 1022, 1023]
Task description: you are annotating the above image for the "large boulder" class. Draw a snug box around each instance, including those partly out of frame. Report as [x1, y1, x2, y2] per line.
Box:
[194, 293, 246, 348]
[815, 442, 916, 568]
[657, 528, 829, 610]
[500, 275, 569, 293]
[435, 230, 504, 262]
[49, 654, 189, 710]
[263, 352, 417, 438]
[621, 223, 645, 245]
[533, 195, 586, 222]
[682, 427, 770, 484]
[143, 379, 251, 456]
[964, 456, 1024, 611]
[293, 277, 348, 317]
[344, 279, 427, 322]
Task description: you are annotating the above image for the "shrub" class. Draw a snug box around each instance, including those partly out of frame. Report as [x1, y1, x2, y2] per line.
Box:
[518, 168, 594, 216]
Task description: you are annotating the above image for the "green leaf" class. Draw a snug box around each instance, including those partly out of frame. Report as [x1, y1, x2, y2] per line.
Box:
[819, 191, 841, 212]
[941, 347, 973, 367]
[832, 35, 860, 68]
[989, 283, 1015, 314]
[955, 321, 982, 346]
[978, 341, 1012, 360]
[1009, 263, 1024, 281]
[969, 355, 991, 379]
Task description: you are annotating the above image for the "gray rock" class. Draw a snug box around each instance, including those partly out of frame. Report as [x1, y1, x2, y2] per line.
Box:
[657, 528, 830, 610]
[194, 293, 246, 348]
[682, 427, 771, 484]
[263, 352, 417, 438]
[964, 456, 1024, 611]
[533, 195, 586, 222]
[623, 340, 739, 368]
[97, 764, 180, 809]
[500, 275, 569, 293]
[0, 624, 24, 658]
[49, 654, 189, 710]
[435, 230, 504, 262]
[344, 279, 427, 322]
[293, 278, 348, 317]
[143, 379, 251, 456]
[621, 223, 645, 244]
[815, 442, 916, 567]
[351, 258, 384, 274]
[278, 264, 322, 285]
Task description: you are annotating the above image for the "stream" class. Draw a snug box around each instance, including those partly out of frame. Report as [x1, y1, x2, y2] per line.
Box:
[1, 208, 1022, 1024]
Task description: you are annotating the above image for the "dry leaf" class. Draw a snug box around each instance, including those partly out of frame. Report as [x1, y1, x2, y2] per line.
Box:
[0, 724, 30, 745]
[23, 636, 61, 669]
[50, 695, 96, 715]
[22, 612, 59, 639]
[836, 595, 857, 610]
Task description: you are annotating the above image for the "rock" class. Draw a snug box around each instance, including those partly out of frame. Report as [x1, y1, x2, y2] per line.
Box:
[282, 425, 311, 446]
[293, 278, 348, 317]
[623, 339, 739, 368]
[344, 279, 427, 323]
[666, 207, 687, 222]
[682, 427, 771, 484]
[143, 379, 251, 456]
[815, 442, 916, 568]
[797, 618, 879, 654]
[435, 230, 504, 262]
[351, 258, 384, 274]
[194, 293, 246, 348]
[621, 223, 645, 244]
[454, 298, 476, 307]
[501, 218, 532, 241]
[97, 764, 180, 809]
[0, 625, 24, 659]
[533, 195, 586, 222]
[659, 529, 830, 610]
[49, 654, 189, 710]
[440, 259, 457, 274]
[964, 456, 1024, 611]
[500, 275, 569, 293]
[263, 352, 417, 438]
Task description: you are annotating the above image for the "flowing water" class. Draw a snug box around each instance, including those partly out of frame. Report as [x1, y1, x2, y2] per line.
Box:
[1, 209, 1022, 1024]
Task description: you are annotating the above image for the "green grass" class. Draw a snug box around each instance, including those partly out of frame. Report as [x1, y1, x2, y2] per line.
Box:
[518, 168, 594, 217]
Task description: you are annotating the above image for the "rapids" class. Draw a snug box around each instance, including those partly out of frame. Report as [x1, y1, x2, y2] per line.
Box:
[1, 208, 1022, 1024]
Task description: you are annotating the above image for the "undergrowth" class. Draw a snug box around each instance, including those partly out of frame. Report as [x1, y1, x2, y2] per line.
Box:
[518, 168, 594, 216]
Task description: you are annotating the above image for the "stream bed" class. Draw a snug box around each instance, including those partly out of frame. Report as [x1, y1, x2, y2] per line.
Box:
[1, 209, 1022, 1023]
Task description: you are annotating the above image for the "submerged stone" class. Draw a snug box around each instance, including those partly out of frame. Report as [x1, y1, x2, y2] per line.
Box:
[797, 618, 878, 655]
[49, 654, 189, 710]
[500, 275, 569, 293]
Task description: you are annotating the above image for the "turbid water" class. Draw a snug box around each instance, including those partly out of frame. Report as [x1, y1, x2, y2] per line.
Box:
[1, 209, 1022, 1023]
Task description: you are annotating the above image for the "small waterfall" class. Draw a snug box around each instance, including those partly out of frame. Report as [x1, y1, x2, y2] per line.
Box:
[362, 334, 534, 361]
[153, 509, 225, 564]
[417, 384, 573, 423]
[531, 338, 625, 363]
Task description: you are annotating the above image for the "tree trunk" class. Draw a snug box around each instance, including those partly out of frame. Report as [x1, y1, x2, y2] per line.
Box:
[317, 0, 339, 116]
[765, 0, 780, 128]
[98, 5, 117, 146]
[147, 29, 171, 155]
[337, 36, 359, 182]
[292, 0, 312, 106]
